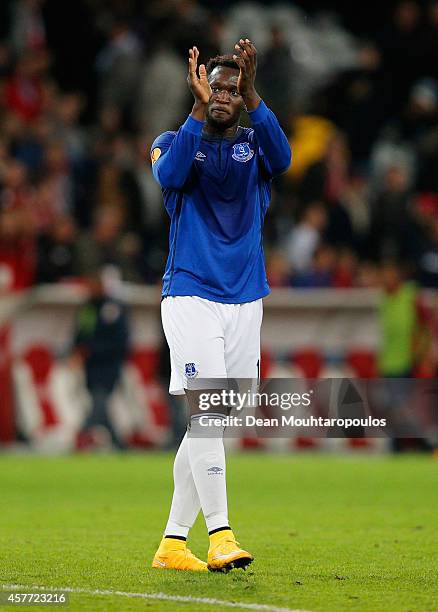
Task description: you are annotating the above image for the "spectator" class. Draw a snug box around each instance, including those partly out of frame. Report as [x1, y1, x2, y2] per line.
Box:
[333, 248, 358, 288]
[5, 51, 46, 122]
[9, 0, 47, 55]
[72, 273, 130, 450]
[0, 158, 34, 214]
[137, 45, 188, 135]
[95, 18, 142, 128]
[375, 0, 423, 117]
[419, 0, 438, 80]
[323, 197, 355, 252]
[291, 244, 336, 288]
[340, 172, 371, 255]
[258, 25, 295, 127]
[378, 261, 427, 377]
[357, 260, 380, 288]
[51, 93, 87, 163]
[407, 79, 438, 193]
[0, 207, 36, 292]
[377, 260, 433, 451]
[417, 216, 438, 288]
[299, 132, 350, 205]
[266, 249, 290, 288]
[284, 201, 327, 275]
[368, 164, 419, 263]
[73, 206, 141, 282]
[36, 215, 76, 283]
[320, 42, 385, 164]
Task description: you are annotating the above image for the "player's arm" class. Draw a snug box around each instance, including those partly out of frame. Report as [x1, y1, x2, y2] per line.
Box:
[151, 47, 211, 190]
[234, 39, 291, 176]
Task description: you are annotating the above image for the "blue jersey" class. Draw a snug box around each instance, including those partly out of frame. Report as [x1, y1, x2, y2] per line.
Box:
[151, 100, 291, 303]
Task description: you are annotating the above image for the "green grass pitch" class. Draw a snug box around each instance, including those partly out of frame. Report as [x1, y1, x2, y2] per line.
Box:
[0, 452, 437, 611]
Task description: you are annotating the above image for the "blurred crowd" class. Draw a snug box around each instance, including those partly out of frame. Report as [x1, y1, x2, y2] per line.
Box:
[1, 0, 438, 294]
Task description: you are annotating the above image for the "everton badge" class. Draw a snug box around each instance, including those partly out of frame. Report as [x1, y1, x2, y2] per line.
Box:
[232, 142, 254, 163]
[185, 362, 198, 378]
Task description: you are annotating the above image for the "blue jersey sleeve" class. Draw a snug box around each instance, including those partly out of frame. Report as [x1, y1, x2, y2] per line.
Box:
[248, 100, 292, 177]
[150, 115, 205, 189]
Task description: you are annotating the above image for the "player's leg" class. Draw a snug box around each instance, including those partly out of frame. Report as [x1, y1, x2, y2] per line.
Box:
[162, 297, 235, 562]
[225, 299, 263, 380]
[152, 430, 208, 571]
[171, 299, 230, 542]
[152, 298, 211, 571]
[162, 352, 201, 541]
[189, 392, 253, 573]
[206, 299, 263, 572]
[186, 388, 229, 535]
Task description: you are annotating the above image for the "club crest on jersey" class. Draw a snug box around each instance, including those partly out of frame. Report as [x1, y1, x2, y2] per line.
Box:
[232, 142, 254, 163]
[185, 362, 198, 378]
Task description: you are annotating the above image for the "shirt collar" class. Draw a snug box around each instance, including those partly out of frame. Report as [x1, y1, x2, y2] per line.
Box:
[201, 126, 244, 142]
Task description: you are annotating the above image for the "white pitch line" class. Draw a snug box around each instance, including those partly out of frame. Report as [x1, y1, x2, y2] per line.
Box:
[2, 584, 311, 612]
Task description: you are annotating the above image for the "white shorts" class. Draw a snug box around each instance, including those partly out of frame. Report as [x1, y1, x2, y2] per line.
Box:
[161, 296, 263, 395]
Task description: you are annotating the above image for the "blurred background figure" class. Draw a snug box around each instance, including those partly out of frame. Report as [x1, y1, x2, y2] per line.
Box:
[71, 272, 130, 450]
[95, 18, 142, 131]
[285, 201, 327, 278]
[73, 206, 141, 283]
[0, 205, 35, 292]
[377, 262, 429, 378]
[377, 261, 434, 451]
[258, 25, 295, 127]
[36, 214, 76, 283]
[368, 164, 417, 264]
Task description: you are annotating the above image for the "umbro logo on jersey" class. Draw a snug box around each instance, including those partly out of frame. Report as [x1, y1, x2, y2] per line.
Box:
[195, 151, 206, 161]
[232, 142, 254, 162]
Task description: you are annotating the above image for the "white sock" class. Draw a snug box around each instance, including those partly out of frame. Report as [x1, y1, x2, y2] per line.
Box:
[164, 432, 201, 538]
[187, 415, 229, 533]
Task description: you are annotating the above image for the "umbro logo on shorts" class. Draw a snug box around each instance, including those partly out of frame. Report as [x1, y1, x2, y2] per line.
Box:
[185, 362, 198, 378]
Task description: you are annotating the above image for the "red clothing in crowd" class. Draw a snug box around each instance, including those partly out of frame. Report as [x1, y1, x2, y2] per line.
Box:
[5, 75, 43, 121]
[0, 237, 36, 291]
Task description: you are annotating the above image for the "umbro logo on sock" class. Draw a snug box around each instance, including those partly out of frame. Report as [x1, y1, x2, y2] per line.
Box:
[207, 466, 223, 474]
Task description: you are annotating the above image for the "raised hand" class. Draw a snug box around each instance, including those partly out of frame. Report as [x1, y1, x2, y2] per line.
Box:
[187, 46, 211, 105]
[233, 38, 261, 111]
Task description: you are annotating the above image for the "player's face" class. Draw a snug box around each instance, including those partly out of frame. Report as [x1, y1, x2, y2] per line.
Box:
[206, 67, 244, 130]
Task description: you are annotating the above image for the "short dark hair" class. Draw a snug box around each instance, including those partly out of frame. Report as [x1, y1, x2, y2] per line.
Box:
[206, 54, 239, 76]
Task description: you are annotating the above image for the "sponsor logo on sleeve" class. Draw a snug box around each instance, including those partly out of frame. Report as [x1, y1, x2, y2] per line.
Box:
[151, 147, 161, 164]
